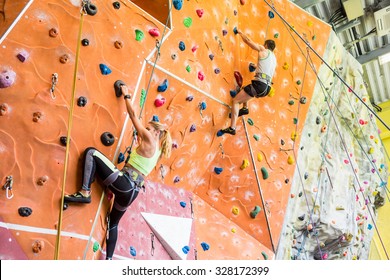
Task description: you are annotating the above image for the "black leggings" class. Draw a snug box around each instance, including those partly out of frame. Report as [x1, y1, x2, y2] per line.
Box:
[81, 147, 143, 259]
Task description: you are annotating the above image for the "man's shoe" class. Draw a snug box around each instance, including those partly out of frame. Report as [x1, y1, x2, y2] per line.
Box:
[64, 191, 91, 203]
[229, 107, 249, 118]
[218, 127, 236, 136]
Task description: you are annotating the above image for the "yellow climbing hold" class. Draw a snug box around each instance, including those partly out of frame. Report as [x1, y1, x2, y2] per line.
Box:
[232, 206, 239, 215]
[257, 153, 263, 162]
[372, 191, 378, 196]
[291, 132, 297, 141]
[282, 62, 289, 70]
[240, 159, 249, 170]
[231, 228, 237, 233]
[287, 155, 295, 165]
[307, 21, 313, 27]
[368, 147, 374, 154]
[268, 86, 275, 97]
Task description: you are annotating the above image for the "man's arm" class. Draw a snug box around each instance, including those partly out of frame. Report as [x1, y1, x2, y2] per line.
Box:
[237, 30, 265, 52]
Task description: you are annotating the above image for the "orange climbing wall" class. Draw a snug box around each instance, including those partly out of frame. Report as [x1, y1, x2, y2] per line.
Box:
[0, 0, 331, 260]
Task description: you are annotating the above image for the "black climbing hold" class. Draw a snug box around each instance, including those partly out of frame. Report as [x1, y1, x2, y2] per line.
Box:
[114, 80, 126, 97]
[101, 132, 115, 146]
[300, 97, 307, 104]
[113, 1, 120, 9]
[77, 96, 87, 107]
[85, 3, 98, 16]
[18, 207, 32, 217]
[281, 139, 285, 145]
[60, 136, 68, 146]
[298, 214, 305, 221]
[81, 39, 89, 46]
[316, 116, 321, 125]
[285, 178, 289, 184]
[63, 203, 68, 210]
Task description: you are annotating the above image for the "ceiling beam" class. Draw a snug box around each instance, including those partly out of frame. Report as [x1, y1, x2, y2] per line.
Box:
[357, 44, 390, 64]
[292, 0, 325, 9]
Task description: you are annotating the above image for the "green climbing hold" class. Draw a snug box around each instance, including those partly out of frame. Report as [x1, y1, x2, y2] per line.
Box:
[261, 167, 269, 179]
[253, 134, 259, 141]
[288, 100, 295, 105]
[93, 241, 100, 252]
[296, 80, 302, 85]
[312, 35, 316, 40]
[250, 205, 261, 218]
[135, 29, 144, 41]
[140, 89, 146, 107]
[261, 251, 268, 260]
[274, 33, 279, 38]
[247, 118, 254, 125]
[293, 118, 298, 124]
[186, 65, 191, 72]
[183, 17, 192, 28]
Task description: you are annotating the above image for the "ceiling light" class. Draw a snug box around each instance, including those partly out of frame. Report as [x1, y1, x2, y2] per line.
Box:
[378, 52, 390, 65]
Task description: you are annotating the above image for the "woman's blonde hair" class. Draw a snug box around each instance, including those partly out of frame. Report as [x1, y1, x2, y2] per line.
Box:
[149, 121, 172, 158]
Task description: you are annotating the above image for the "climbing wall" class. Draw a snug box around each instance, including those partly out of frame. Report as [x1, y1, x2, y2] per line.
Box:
[1, 0, 336, 260]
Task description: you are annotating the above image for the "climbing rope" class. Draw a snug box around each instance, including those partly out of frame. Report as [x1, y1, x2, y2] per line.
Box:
[54, 1, 87, 260]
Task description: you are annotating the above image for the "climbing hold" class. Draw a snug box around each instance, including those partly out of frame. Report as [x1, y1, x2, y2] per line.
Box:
[261, 167, 269, 179]
[368, 147, 374, 154]
[114, 80, 126, 97]
[231, 227, 237, 233]
[261, 251, 268, 260]
[81, 38, 89, 46]
[222, 29, 228, 36]
[312, 35, 317, 40]
[149, 28, 160, 37]
[298, 214, 305, 221]
[32, 112, 42, 122]
[298, 192, 303, 197]
[179, 41, 186, 51]
[300, 97, 307, 104]
[230, 90, 237, 98]
[257, 153, 263, 162]
[268, 86, 275, 97]
[140, 89, 146, 108]
[233, 27, 238, 34]
[307, 223, 313, 231]
[171, 54, 177, 60]
[32, 240, 43, 254]
[173, 0, 183, 10]
[281, 139, 285, 145]
[186, 95, 193, 101]
[249, 63, 256, 72]
[247, 118, 254, 126]
[240, 0, 246, 5]
[0, 103, 9, 116]
[174, 176, 180, 183]
[93, 241, 100, 252]
[113, 1, 120, 9]
[209, 54, 214, 60]
[59, 54, 70, 64]
[274, 33, 279, 38]
[157, 79, 168, 92]
[368, 224, 373, 230]
[130, 246, 137, 257]
[250, 205, 261, 218]
[101, 132, 115, 146]
[288, 100, 295, 105]
[200, 242, 210, 251]
[285, 178, 289, 184]
[85, 2, 98, 15]
[0, 70, 16, 88]
[114, 40, 123, 49]
[232, 206, 239, 215]
[287, 155, 295, 165]
[253, 134, 259, 141]
[307, 21, 313, 27]
[182, 245, 190, 254]
[321, 125, 327, 133]
[216, 130, 224, 137]
[198, 71, 205, 81]
[282, 62, 289, 70]
[17, 50, 29, 62]
[304, 172, 309, 180]
[186, 65, 191, 72]
[234, 71, 243, 87]
[183, 17, 193, 28]
[37, 176, 48, 186]
[18, 207, 32, 217]
[60, 136, 68, 146]
[199, 101, 207, 110]
[240, 159, 249, 170]
[214, 68, 220, 74]
[77, 96, 87, 107]
[268, 11, 275, 18]
[296, 80, 302, 85]
[135, 29, 144, 41]
[291, 132, 297, 141]
[196, 9, 204, 18]
[117, 152, 125, 164]
[49, 28, 58, 38]
[180, 201, 186, 208]
[99, 64, 112, 75]
[214, 167, 223, 174]
[190, 124, 196, 132]
[154, 96, 166, 107]
[152, 115, 159, 122]
[316, 116, 321, 125]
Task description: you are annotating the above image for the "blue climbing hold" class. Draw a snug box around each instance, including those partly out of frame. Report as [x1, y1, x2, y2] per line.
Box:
[199, 101, 207, 110]
[268, 11, 275, 18]
[179, 41, 185, 51]
[201, 242, 210, 251]
[129, 246, 136, 257]
[249, 63, 256, 72]
[233, 27, 238, 34]
[173, 0, 183, 10]
[99, 63, 112, 75]
[180, 201, 186, 208]
[182, 245, 190, 254]
[230, 90, 237, 98]
[216, 130, 224, 137]
[152, 115, 159, 122]
[117, 152, 125, 164]
[157, 79, 168, 92]
[368, 224, 373, 230]
[214, 167, 223, 174]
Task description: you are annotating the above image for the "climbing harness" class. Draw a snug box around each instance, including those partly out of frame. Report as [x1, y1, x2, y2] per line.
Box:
[50, 73, 58, 99]
[2, 175, 14, 199]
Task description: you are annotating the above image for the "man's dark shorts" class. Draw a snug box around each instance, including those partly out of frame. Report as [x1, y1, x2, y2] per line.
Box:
[243, 80, 270, 98]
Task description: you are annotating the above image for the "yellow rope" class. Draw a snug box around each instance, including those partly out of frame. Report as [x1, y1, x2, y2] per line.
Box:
[54, 8, 85, 260]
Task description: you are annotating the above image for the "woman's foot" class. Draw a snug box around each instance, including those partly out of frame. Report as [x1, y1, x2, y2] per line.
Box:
[64, 190, 91, 203]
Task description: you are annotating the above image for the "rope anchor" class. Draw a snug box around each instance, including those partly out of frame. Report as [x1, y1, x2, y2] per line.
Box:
[2, 175, 14, 199]
[50, 73, 58, 99]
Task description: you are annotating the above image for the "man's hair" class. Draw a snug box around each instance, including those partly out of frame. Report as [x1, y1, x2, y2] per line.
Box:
[264, 40, 276, 51]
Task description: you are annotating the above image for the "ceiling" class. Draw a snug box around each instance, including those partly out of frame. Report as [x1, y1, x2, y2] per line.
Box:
[291, 0, 390, 108]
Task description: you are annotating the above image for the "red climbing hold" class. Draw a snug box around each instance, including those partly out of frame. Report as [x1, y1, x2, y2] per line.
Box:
[148, 28, 160, 37]
[234, 71, 243, 88]
[196, 9, 204, 18]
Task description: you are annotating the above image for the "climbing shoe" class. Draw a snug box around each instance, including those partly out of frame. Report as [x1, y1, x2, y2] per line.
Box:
[229, 107, 249, 118]
[64, 191, 91, 203]
[219, 127, 236, 136]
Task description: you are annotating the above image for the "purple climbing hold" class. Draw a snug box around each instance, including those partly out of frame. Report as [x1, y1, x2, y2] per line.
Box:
[174, 176, 180, 183]
[222, 30, 228, 36]
[209, 54, 214, 60]
[186, 95, 194, 101]
[190, 124, 196, 132]
[0, 70, 16, 88]
[214, 68, 220, 74]
[17, 50, 29, 62]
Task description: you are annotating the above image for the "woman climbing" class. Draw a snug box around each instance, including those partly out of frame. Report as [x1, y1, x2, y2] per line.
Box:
[64, 84, 172, 259]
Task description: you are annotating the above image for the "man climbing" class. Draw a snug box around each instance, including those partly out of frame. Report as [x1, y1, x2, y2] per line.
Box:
[219, 29, 277, 136]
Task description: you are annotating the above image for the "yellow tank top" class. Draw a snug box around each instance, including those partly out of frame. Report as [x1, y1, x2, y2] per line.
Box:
[127, 143, 161, 176]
